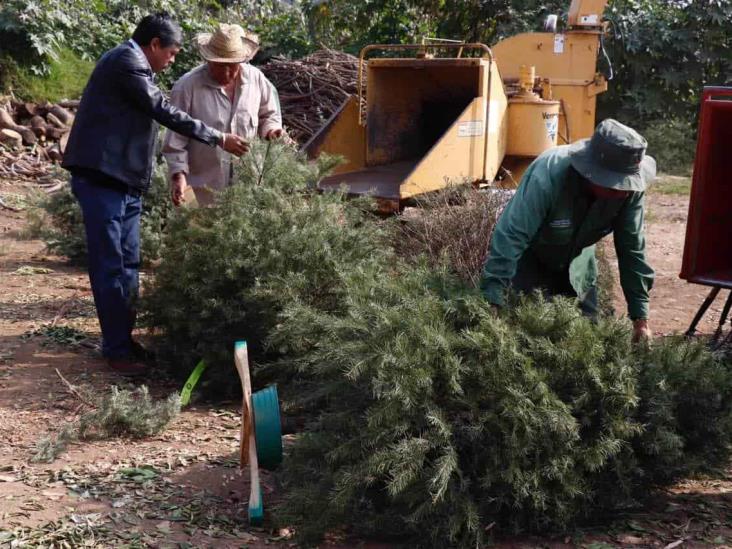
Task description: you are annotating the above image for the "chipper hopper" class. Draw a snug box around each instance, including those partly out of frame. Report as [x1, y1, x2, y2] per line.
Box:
[303, 0, 610, 211]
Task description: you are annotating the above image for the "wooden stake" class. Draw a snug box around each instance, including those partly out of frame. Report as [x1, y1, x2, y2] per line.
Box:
[234, 341, 264, 524]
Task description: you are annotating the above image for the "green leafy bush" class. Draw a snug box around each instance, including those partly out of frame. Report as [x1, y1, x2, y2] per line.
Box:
[13, 47, 95, 102]
[271, 271, 732, 545]
[641, 118, 696, 176]
[26, 163, 173, 264]
[26, 181, 86, 262]
[142, 140, 390, 392]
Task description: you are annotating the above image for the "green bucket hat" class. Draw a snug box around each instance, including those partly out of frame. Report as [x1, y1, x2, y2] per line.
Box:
[569, 119, 656, 191]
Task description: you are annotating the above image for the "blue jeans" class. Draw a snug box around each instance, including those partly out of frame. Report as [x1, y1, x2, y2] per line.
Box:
[71, 175, 142, 359]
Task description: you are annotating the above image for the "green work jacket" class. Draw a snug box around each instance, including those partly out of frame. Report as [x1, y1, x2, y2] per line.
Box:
[481, 145, 654, 319]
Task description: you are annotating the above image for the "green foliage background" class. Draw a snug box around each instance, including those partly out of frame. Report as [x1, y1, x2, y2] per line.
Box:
[2, 0, 728, 171]
[2, 0, 729, 118]
[10, 47, 94, 103]
[0, 0, 312, 91]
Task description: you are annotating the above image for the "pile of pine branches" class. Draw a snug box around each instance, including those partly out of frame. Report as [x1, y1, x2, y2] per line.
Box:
[271, 275, 732, 545]
[142, 141, 389, 394]
[141, 141, 732, 546]
[261, 48, 361, 143]
[33, 384, 180, 463]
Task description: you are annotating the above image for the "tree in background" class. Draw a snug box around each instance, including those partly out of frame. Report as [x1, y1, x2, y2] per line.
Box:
[2, 0, 731, 170]
[305, 0, 731, 172]
[0, 0, 312, 88]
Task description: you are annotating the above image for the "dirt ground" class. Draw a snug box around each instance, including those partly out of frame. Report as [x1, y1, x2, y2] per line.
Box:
[612, 175, 724, 336]
[1, 174, 731, 548]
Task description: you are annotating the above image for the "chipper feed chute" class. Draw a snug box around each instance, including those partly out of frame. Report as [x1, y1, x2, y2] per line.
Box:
[303, 44, 508, 211]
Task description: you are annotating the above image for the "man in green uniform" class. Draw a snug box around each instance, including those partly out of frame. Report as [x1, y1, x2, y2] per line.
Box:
[481, 119, 656, 342]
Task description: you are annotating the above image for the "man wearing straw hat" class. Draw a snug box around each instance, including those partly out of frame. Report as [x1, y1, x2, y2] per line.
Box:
[163, 23, 283, 207]
[481, 119, 656, 342]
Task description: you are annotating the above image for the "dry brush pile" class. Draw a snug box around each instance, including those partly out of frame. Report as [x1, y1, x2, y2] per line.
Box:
[261, 48, 361, 143]
[141, 141, 732, 546]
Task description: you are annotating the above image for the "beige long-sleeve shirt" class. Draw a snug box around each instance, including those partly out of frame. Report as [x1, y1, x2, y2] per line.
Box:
[162, 63, 282, 189]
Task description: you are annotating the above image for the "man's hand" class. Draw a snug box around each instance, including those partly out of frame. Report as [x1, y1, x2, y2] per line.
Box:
[632, 319, 652, 343]
[171, 172, 187, 207]
[265, 128, 284, 141]
[221, 133, 250, 156]
[266, 128, 297, 146]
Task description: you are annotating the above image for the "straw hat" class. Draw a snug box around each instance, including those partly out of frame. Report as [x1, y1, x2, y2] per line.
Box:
[196, 23, 259, 63]
[568, 119, 656, 192]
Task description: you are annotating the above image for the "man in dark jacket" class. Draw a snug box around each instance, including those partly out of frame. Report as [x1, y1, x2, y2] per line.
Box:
[63, 12, 249, 375]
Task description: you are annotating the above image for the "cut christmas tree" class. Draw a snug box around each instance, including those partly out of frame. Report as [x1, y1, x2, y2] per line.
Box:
[141, 140, 732, 546]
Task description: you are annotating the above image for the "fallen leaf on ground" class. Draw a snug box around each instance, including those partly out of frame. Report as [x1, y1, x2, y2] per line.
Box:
[618, 535, 646, 545]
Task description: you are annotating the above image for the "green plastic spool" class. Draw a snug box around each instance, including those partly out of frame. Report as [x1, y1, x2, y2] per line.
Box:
[252, 385, 283, 469]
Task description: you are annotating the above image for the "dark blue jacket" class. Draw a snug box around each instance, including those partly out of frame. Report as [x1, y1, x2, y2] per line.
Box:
[62, 41, 221, 192]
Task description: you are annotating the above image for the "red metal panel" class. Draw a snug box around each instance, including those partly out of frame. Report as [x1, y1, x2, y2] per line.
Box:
[680, 87, 732, 288]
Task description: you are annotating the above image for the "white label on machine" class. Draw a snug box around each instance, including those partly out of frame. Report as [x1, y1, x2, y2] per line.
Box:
[553, 34, 565, 54]
[544, 112, 559, 141]
[579, 14, 599, 25]
[458, 120, 483, 137]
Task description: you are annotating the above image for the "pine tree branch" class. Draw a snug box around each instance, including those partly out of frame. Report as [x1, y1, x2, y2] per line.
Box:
[55, 368, 95, 408]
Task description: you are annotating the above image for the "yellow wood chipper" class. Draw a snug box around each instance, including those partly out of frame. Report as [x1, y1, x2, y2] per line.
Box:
[303, 0, 610, 211]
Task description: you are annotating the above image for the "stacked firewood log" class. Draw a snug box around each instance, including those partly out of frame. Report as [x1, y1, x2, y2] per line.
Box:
[0, 99, 78, 159]
[0, 99, 78, 182]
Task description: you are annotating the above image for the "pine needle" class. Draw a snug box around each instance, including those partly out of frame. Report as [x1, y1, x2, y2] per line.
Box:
[32, 385, 180, 463]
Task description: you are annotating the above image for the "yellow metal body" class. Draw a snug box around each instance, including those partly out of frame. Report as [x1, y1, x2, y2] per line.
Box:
[301, 96, 365, 177]
[491, 31, 607, 147]
[305, 56, 508, 209]
[302, 0, 609, 207]
[506, 98, 560, 157]
[568, 0, 608, 27]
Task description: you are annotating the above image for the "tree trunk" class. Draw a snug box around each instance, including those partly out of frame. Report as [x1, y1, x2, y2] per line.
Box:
[0, 108, 36, 145]
[46, 127, 68, 141]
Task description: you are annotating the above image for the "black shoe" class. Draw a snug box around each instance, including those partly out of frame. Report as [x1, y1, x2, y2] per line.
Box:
[108, 358, 149, 377]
